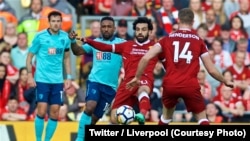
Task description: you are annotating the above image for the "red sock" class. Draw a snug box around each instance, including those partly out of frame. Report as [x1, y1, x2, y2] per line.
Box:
[158, 119, 169, 125]
[200, 121, 210, 125]
[139, 96, 150, 116]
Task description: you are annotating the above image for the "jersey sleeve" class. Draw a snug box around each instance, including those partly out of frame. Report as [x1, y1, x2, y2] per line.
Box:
[200, 41, 208, 55]
[82, 43, 93, 54]
[65, 38, 70, 52]
[86, 38, 124, 54]
[28, 34, 40, 54]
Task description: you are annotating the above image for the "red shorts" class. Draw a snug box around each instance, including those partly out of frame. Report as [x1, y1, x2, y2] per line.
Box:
[112, 76, 153, 109]
[162, 86, 205, 114]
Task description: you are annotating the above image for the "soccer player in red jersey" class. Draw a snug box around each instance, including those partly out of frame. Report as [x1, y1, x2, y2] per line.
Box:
[79, 17, 158, 125]
[127, 8, 234, 125]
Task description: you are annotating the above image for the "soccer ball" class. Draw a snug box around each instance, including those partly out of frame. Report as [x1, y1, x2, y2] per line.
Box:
[116, 105, 135, 125]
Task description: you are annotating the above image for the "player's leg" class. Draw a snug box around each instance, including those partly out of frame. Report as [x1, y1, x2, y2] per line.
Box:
[110, 82, 136, 124]
[76, 81, 100, 141]
[182, 87, 209, 125]
[35, 82, 50, 141]
[158, 105, 176, 125]
[92, 84, 116, 124]
[159, 87, 178, 125]
[135, 78, 153, 125]
[135, 85, 151, 125]
[44, 83, 64, 141]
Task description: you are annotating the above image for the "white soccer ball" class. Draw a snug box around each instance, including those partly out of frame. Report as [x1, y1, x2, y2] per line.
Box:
[116, 105, 135, 125]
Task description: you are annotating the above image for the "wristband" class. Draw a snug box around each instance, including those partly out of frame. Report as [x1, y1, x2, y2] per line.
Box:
[67, 74, 72, 80]
[71, 39, 76, 43]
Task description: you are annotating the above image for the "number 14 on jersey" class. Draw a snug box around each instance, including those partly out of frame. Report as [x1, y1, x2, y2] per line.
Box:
[173, 41, 193, 64]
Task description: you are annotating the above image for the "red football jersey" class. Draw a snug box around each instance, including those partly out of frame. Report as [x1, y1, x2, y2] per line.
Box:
[114, 40, 158, 81]
[158, 29, 208, 87]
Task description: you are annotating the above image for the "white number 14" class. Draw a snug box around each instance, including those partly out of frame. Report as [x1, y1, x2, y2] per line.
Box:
[173, 41, 193, 64]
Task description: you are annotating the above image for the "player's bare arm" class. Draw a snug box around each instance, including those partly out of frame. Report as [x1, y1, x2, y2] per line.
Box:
[201, 53, 234, 88]
[26, 53, 36, 87]
[64, 50, 72, 90]
[126, 44, 162, 89]
[69, 31, 86, 55]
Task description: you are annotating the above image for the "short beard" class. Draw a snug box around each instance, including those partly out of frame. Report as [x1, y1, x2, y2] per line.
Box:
[136, 34, 149, 43]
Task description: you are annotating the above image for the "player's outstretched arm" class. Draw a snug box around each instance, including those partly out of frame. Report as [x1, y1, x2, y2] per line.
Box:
[201, 53, 234, 88]
[83, 38, 115, 52]
[69, 31, 86, 56]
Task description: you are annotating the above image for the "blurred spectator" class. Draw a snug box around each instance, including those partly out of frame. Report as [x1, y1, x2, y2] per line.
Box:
[17, 0, 44, 46]
[149, 87, 162, 122]
[223, 0, 239, 19]
[196, 23, 210, 48]
[227, 51, 250, 95]
[149, 61, 164, 122]
[201, 0, 212, 11]
[229, 15, 248, 42]
[0, 0, 17, 39]
[129, 0, 156, 21]
[0, 22, 17, 48]
[189, 0, 206, 30]
[95, 0, 113, 15]
[205, 8, 221, 44]
[155, 0, 178, 36]
[0, 0, 15, 16]
[206, 102, 225, 123]
[24, 87, 36, 120]
[197, 68, 212, 104]
[213, 84, 245, 122]
[211, 37, 233, 71]
[79, 20, 101, 88]
[18, 0, 73, 46]
[1, 96, 27, 121]
[146, 0, 161, 10]
[60, 81, 85, 121]
[216, 69, 242, 98]
[211, 0, 229, 26]
[0, 50, 19, 84]
[0, 63, 12, 112]
[48, 0, 72, 14]
[231, 38, 250, 66]
[10, 67, 30, 113]
[242, 90, 250, 112]
[10, 32, 29, 69]
[230, 0, 250, 36]
[149, 21, 158, 41]
[110, 0, 133, 16]
[173, 0, 189, 10]
[220, 24, 236, 53]
[0, 41, 11, 52]
[114, 19, 133, 40]
[81, 0, 95, 15]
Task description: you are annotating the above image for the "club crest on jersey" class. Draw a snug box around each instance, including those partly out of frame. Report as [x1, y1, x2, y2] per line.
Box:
[61, 39, 65, 46]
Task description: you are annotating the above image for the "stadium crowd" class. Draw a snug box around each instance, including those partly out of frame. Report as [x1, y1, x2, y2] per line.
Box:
[0, 0, 250, 123]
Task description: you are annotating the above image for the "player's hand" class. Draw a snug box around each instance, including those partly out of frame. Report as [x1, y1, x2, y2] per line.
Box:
[224, 80, 234, 88]
[76, 37, 87, 43]
[126, 77, 140, 90]
[27, 74, 36, 87]
[69, 31, 78, 40]
[64, 79, 72, 90]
